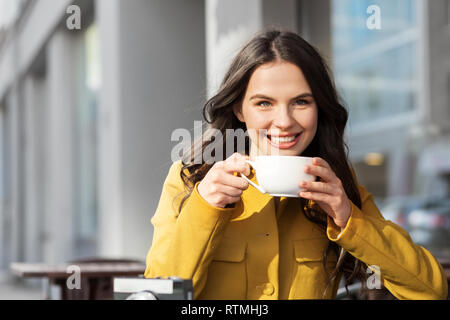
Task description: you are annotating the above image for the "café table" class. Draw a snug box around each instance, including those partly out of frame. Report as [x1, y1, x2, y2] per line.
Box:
[10, 258, 146, 300]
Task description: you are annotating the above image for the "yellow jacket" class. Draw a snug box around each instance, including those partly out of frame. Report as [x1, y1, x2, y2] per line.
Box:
[144, 160, 448, 300]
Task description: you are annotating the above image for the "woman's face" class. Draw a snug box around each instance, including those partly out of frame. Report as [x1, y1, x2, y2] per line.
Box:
[234, 60, 318, 158]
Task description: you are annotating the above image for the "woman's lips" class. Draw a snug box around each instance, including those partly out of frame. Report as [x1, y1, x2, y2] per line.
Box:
[266, 133, 302, 149]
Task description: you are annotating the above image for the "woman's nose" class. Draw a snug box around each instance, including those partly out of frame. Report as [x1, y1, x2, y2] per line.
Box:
[273, 106, 295, 129]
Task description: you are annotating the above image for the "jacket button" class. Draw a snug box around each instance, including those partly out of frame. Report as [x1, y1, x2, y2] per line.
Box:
[262, 283, 275, 296]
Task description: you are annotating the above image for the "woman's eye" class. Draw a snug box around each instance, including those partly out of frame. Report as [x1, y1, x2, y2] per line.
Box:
[295, 99, 310, 106]
[257, 101, 271, 108]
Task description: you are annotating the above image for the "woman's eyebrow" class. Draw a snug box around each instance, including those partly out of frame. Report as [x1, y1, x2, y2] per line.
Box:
[249, 93, 314, 101]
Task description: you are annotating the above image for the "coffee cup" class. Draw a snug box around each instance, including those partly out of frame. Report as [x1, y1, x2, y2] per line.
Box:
[240, 156, 316, 197]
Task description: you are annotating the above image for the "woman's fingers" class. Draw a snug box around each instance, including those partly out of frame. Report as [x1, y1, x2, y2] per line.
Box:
[298, 157, 352, 228]
[219, 172, 249, 190]
[312, 157, 332, 170]
[215, 184, 245, 197]
[299, 191, 333, 208]
[197, 153, 251, 208]
[304, 163, 334, 182]
[222, 154, 251, 176]
[299, 180, 335, 195]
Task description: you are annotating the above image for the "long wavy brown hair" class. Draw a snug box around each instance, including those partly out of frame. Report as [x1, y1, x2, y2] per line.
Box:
[176, 28, 367, 298]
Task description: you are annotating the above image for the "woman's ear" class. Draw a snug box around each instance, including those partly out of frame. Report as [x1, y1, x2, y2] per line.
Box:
[233, 104, 245, 122]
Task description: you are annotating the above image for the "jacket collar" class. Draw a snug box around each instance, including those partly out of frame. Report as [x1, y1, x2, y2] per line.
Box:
[231, 166, 290, 221]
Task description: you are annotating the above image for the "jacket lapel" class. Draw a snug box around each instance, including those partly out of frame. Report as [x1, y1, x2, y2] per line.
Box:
[230, 167, 273, 221]
[234, 167, 297, 221]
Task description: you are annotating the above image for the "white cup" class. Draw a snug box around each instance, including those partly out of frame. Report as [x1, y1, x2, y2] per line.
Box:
[240, 155, 316, 197]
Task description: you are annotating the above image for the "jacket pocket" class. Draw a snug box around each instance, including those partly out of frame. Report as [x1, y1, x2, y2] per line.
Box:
[293, 238, 336, 264]
[212, 239, 246, 262]
[198, 240, 247, 299]
[291, 238, 337, 299]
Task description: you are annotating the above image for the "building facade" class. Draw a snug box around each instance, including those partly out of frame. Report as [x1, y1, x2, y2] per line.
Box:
[0, 0, 449, 281]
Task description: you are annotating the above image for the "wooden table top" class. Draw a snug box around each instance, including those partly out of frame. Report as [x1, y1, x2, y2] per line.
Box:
[10, 262, 146, 278]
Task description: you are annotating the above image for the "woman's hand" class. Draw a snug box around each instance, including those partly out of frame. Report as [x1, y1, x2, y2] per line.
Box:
[197, 153, 251, 208]
[298, 157, 352, 229]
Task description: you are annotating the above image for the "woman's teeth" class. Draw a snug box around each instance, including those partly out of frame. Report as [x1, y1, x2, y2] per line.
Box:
[269, 135, 298, 143]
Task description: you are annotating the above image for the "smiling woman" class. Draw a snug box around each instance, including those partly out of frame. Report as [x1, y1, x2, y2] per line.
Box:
[233, 60, 318, 156]
[144, 29, 448, 300]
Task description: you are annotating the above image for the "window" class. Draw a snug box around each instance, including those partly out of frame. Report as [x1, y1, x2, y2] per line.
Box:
[331, 0, 419, 126]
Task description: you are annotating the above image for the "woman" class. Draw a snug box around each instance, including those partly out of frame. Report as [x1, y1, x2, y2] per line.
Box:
[144, 29, 447, 300]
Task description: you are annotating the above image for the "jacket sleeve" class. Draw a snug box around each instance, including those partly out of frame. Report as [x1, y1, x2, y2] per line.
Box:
[326, 183, 448, 300]
[144, 160, 237, 299]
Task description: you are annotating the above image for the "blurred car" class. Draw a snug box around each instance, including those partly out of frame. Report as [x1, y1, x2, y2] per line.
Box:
[379, 196, 430, 231]
[407, 198, 450, 259]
